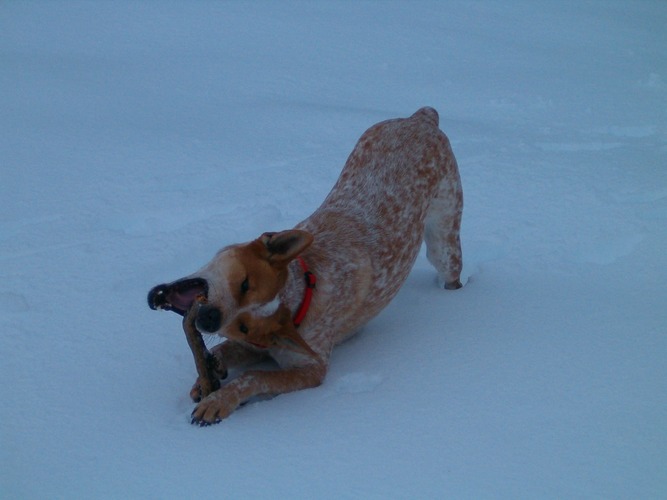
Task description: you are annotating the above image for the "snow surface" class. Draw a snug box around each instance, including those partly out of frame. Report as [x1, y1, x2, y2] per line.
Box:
[2, 1, 666, 497]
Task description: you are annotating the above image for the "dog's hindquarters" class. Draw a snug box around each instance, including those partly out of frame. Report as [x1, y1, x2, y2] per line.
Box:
[424, 147, 463, 289]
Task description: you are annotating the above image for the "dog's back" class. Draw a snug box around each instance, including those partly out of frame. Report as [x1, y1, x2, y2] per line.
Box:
[296, 107, 463, 347]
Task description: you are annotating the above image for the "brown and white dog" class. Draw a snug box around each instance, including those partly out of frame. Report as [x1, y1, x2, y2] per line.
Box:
[148, 107, 463, 424]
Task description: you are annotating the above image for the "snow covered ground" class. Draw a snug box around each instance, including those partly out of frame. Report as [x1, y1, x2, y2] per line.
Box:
[2, 1, 666, 497]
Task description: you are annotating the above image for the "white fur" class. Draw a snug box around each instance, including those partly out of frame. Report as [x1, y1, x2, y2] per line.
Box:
[252, 296, 281, 317]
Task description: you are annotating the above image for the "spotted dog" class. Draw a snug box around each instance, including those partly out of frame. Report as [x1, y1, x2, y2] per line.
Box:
[148, 107, 463, 424]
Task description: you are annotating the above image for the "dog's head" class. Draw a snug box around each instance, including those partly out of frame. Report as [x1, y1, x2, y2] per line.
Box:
[147, 229, 313, 335]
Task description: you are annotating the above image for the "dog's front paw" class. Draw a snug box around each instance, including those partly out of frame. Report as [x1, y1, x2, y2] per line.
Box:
[189, 375, 224, 403]
[191, 389, 241, 426]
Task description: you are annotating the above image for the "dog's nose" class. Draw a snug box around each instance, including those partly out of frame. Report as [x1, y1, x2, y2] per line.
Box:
[196, 305, 222, 333]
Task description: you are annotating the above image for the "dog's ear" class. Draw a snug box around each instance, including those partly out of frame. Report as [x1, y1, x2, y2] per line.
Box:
[269, 324, 318, 358]
[260, 230, 313, 264]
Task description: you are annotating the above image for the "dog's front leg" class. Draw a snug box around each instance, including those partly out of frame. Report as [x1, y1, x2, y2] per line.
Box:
[191, 362, 326, 425]
[190, 341, 268, 402]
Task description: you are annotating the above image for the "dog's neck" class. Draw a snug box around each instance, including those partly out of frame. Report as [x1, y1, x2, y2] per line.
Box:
[293, 256, 316, 327]
[280, 256, 315, 326]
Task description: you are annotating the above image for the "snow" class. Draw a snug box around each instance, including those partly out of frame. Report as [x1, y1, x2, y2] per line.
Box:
[2, 1, 666, 497]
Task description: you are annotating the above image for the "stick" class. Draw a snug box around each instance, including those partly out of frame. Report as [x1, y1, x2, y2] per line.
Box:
[182, 297, 223, 400]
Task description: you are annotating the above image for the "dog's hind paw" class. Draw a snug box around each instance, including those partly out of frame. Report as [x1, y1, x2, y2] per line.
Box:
[444, 279, 463, 290]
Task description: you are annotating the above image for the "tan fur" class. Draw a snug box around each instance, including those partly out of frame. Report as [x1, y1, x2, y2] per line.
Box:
[228, 304, 319, 359]
[149, 107, 463, 424]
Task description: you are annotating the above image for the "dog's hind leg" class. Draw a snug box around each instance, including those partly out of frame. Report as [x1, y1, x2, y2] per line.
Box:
[424, 165, 463, 289]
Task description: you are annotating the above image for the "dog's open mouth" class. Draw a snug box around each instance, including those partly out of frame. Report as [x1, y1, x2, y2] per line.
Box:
[147, 278, 208, 316]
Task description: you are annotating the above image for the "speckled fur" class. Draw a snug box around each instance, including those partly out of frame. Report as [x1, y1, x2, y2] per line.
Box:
[184, 107, 463, 423]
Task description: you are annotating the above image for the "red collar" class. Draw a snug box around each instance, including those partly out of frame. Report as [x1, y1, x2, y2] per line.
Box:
[293, 256, 316, 327]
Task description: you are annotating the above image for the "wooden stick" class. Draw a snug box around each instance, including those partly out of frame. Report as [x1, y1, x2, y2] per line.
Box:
[182, 297, 223, 400]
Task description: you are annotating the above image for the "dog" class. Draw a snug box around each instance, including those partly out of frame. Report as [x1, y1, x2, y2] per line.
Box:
[148, 107, 463, 424]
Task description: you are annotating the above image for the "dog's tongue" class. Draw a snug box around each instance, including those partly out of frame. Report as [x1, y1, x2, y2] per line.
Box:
[169, 287, 202, 313]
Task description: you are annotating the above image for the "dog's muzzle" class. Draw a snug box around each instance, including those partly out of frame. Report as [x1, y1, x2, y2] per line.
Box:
[147, 278, 208, 316]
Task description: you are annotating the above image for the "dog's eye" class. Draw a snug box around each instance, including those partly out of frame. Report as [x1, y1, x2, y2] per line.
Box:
[241, 278, 249, 294]
[239, 323, 248, 335]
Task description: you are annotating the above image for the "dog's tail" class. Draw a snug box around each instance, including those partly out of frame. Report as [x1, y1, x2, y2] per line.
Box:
[412, 106, 439, 126]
